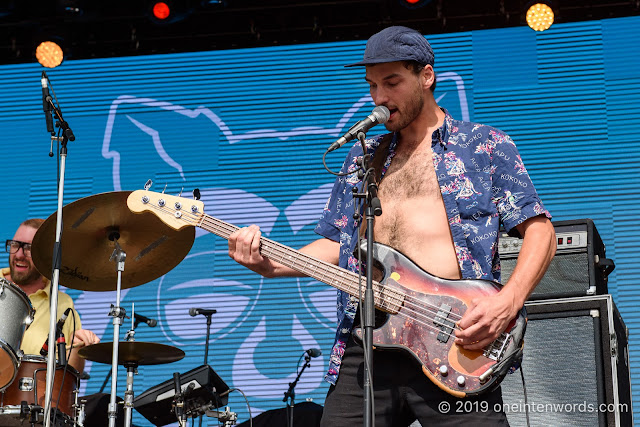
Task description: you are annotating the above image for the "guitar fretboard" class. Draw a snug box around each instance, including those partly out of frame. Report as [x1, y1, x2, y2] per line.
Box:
[198, 214, 404, 314]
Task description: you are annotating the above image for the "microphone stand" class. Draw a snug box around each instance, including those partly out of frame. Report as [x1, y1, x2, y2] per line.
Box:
[283, 353, 312, 427]
[42, 79, 76, 427]
[198, 310, 215, 427]
[352, 130, 381, 427]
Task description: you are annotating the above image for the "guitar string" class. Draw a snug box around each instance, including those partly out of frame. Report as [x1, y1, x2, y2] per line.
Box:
[194, 211, 509, 347]
[186, 208, 507, 346]
[143, 202, 508, 348]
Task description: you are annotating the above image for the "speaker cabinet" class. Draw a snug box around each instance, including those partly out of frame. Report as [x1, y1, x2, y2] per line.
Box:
[500, 219, 614, 300]
[500, 295, 632, 427]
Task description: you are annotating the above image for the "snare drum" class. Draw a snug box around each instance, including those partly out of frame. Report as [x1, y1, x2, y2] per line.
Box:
[0, 355, 79, 421]
[0, 278, 35, 390]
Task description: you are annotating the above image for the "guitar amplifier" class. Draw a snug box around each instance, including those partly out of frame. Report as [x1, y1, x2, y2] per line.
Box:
[500, 295, 632, 427]
[499, 219, 615, 300]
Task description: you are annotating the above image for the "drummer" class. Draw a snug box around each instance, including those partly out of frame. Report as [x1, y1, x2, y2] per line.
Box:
[2, 218, 100, 372]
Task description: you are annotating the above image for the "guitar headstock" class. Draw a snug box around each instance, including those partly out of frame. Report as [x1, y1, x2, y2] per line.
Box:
[127, 190, 205, 230]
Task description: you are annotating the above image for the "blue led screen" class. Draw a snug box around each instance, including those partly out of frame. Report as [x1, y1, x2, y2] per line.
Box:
[0, 16, 639, 425]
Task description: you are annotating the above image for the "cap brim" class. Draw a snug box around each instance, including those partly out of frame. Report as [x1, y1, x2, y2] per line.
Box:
[344, 57, 426, 67]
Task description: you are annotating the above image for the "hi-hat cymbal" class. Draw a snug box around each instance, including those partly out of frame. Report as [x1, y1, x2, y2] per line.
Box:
[32, 191, 195, 291]
[78, 342, 185, 366]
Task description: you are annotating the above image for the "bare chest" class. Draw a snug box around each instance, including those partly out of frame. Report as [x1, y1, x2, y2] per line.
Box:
[377, 149, 440, 201]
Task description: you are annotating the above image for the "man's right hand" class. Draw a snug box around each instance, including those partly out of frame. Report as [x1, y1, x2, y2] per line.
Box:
[228, 225, 279, 277]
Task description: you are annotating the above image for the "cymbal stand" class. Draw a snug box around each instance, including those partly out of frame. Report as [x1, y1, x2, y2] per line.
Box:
[99, 304, 139, 394]
[107, 237, 127, 427]
[122, 306, 137, 427]
[123, 362, 137, 427]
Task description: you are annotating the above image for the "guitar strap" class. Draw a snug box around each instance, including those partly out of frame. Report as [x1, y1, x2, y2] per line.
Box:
[358, 132, 394, 239]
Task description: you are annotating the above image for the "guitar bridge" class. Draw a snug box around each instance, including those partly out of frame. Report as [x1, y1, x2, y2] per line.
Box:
[483, 332, 512, 361]
[434, 303, 456, 343]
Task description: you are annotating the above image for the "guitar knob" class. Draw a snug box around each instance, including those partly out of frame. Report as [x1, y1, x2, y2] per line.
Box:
[457, 376, 466, 387]
[439, 365, 448, 376]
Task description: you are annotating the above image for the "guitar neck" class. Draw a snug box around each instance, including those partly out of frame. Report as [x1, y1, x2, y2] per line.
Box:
[197, 213, 401, 313]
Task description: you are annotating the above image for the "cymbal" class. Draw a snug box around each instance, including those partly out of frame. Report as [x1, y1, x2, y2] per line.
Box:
[78, 342, 185, 366]
[32, 191, 195, 291]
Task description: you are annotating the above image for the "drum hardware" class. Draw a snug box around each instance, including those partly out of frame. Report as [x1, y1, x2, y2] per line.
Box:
[205, 406, 237, 427]
[79, 340, 184, 427]
[32, 187, 194, 427]
[0, 355, 79, 426]
[78, 342, 185, 367]
[72, 391, 86, 427]
[31, 191, 196, 292]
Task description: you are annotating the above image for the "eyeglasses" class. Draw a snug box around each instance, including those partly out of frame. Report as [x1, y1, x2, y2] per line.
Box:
[5, 240, 32, 257]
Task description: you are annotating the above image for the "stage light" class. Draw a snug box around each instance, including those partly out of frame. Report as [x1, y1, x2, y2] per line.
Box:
[526, 1, 555, 31]
[152, 2, 171, 20]
[35, 40, 64, 68]
[399, 0, 433, 9]
[148, 1, 193, 24]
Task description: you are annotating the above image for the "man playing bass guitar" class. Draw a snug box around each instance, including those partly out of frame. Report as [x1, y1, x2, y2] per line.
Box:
[228, 26, 556, 427]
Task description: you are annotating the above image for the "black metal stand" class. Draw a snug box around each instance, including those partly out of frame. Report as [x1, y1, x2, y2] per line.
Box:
[283, 353, 312, 427]
[198, 311, 215, 427]
[352, 131, 382, 427]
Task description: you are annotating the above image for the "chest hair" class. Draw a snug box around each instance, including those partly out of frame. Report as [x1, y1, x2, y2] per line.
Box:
[378, 148, 441, 201]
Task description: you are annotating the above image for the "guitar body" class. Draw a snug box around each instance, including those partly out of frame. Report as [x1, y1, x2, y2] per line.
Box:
[353, 242, 526, 398]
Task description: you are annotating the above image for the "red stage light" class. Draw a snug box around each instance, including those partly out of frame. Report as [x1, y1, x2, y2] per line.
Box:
[152, 2, 171, 20]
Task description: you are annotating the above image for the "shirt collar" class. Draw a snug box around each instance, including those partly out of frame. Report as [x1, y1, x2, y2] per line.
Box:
[434, 107, 452, 148]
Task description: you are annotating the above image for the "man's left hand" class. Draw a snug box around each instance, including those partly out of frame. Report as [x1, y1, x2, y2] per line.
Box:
[454, 288, 518, 351]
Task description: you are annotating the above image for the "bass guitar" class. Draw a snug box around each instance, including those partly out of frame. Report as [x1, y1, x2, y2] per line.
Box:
[127, 189, 526, 397]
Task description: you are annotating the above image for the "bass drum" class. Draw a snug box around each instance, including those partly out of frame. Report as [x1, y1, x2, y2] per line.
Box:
[0, 278, 35, 390]
[0, 355, 79, 425]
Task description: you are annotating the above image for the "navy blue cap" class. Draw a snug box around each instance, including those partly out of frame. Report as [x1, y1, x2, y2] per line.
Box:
[345, 26, 434, 67]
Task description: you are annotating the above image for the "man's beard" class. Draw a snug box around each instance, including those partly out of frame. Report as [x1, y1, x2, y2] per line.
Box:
[9, 260, 42, 285]
[385, 88, 425, 133]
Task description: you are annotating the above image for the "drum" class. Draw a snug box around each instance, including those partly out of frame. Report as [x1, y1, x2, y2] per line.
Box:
[0, 355, 79, 424]
[0, 278, 35, 390]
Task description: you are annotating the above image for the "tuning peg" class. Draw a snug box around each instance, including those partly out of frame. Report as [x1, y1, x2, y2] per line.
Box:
[144, 179, 153, 190]
[193, 189, 201, 200]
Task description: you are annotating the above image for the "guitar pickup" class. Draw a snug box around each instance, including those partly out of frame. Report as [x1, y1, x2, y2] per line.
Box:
[434, 303, 455, 343]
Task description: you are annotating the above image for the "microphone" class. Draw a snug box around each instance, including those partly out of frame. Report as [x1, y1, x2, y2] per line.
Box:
[134, 313, 157, 327]
[41, 71, 54, 134]
[40, 307, 72, 356]
[305, 348, 322, 358]
[327, 106, 390, 152]
[189, 307, 217, 317]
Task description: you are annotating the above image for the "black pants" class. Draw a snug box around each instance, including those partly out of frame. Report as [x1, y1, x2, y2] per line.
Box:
[321, 337, 510, 427]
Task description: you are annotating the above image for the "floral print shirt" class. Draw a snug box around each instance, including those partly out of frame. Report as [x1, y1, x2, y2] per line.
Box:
[314, 109, 551, 385]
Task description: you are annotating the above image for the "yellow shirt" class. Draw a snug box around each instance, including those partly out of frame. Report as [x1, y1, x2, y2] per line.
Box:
[0, 268, 82, 355]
